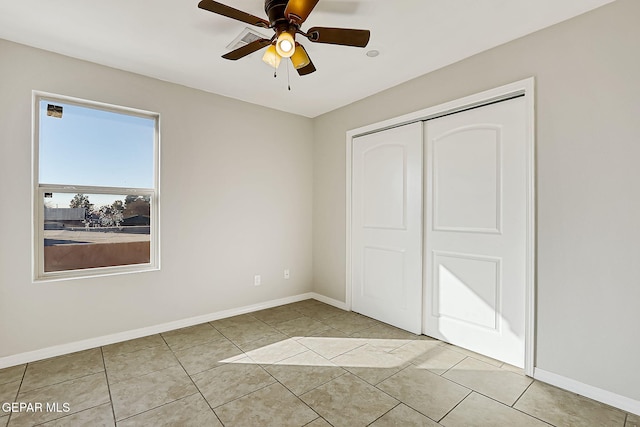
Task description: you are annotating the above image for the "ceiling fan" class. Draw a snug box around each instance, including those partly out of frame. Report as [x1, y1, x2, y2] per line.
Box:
[198, 0, 371, 76]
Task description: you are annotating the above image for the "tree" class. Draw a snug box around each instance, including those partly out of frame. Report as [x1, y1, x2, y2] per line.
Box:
[123, 195, 150, 217]
[98, 205, 123, 227]
[124, 195, 139, 206]
[111, 200, 124, 212]
[69, 193, 93, 211]
[123, 200, 150, 217]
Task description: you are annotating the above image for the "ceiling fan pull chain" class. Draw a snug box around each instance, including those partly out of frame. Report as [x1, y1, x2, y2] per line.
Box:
[287, 59, 291, 91]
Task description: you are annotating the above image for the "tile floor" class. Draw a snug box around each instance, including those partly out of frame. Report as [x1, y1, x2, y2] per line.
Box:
[1, 299, 637, 426]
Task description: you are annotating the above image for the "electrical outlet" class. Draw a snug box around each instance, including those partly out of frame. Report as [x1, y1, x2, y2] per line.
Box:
[284, 269, 290, 279]
[254, 275, 261, 286]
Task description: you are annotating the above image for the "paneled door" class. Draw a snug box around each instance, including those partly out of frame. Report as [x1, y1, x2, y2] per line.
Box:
[351, 122, 423, 334]
[424, 97, 527, 367]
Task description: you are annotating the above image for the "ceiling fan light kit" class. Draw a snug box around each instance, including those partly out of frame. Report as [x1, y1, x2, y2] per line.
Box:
[198, 0, 371, 76]
[262, 44, 282, 68]
[275, 30, 295, 57]
[290, 42, 311, 69]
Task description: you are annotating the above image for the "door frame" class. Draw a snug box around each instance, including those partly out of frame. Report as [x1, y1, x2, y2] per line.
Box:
[345, 77, 536, 375]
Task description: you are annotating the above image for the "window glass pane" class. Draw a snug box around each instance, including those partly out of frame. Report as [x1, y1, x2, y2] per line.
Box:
[43, 191, 151, 272]
[39, 100, 155, 188]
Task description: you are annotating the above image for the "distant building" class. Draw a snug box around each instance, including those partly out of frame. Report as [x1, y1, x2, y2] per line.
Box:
[44, 207, 86, 221]
[122, 215, 150, 226]
[44, 208, 86, 229]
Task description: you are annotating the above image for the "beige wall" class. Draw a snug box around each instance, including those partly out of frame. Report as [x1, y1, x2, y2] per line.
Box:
[0, 39, 314, 357]
[312, 0, 640, 402]
[1, 0, 639, 408]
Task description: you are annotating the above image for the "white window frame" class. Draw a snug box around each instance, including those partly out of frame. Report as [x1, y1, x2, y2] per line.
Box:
[32, 91, 161, 282]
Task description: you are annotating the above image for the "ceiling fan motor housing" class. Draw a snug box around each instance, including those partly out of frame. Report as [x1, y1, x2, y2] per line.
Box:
[265, 0, 290, 27]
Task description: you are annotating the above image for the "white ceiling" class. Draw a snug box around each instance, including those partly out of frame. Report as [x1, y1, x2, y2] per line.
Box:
[0, 0, 614, 117]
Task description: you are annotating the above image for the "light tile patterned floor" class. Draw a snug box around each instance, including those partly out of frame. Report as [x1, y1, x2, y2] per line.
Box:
[0, 299, 636, 426]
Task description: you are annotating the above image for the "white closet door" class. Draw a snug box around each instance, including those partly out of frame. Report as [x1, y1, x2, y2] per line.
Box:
[424, 97, 527, 367]
[352, 122, 423, 334]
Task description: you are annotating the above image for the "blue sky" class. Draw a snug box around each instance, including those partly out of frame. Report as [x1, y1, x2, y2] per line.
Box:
[39, 100, 155, 208]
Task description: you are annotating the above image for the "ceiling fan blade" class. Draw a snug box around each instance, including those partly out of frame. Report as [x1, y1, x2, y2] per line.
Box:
[306, 27, 370, 47]
[297, 61, 316, 76]
[295, 45, 316, 76]
[198, 0, 270, 28]
[284, 0, 320, 25]
[222, 39, 271, 60]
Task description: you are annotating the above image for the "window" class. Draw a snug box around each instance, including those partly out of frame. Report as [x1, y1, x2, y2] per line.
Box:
[33, 93, 159, 281]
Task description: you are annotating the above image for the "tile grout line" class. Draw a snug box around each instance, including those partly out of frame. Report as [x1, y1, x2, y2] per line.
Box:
[508, 381, 558, 427]
[511, 404, 556, 426]
[12, 370, 105, 396]
[436, 389, 474, 423]
[367, 377, 443, 427]
[368, 361, 466, 425]
[99, 347, 118, 425]
[252, 307, 352, 415]
[259, 363, 326, 424]
[435, 361, 526, 404]
[368, 364, 411, 397]
[279, 308, 344, 427]
[27, 364, 110, 425]
[440, 344, 505, 367]
[206, 381, 277, 414]
[454, 387, 556, 426]
[172, 320, 296, 426]
[420, 357, 550, 424]
[512, 378, 535, 408]
[30, 403, 113, 427]
[9, 349, 106, 393]
[295, 368, 349, 398]
[339, 363, 401, 388]
[439, 355, 469, 377]
[209, 316, 293, 351]
[104, 342, 192, 389]
[7, 373, 108, 426]
[161, 322, 230, 353]
[246, 307, 380, 424]
[4, 349, 115, 426]
[114, 392, 201, 424]
[281, 313, 437, 408]
[159, 333, 226, 426]
[306, 417, 335, 427]
[364, 402, 402, 426]
[5, 363, 27, 426]
[300, 340, 369, 362]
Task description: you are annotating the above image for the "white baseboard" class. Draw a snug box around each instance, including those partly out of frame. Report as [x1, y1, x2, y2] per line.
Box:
[534, 368, 640, 416]
[0, 292, 320, 369]
[309, 292, 348, 310]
